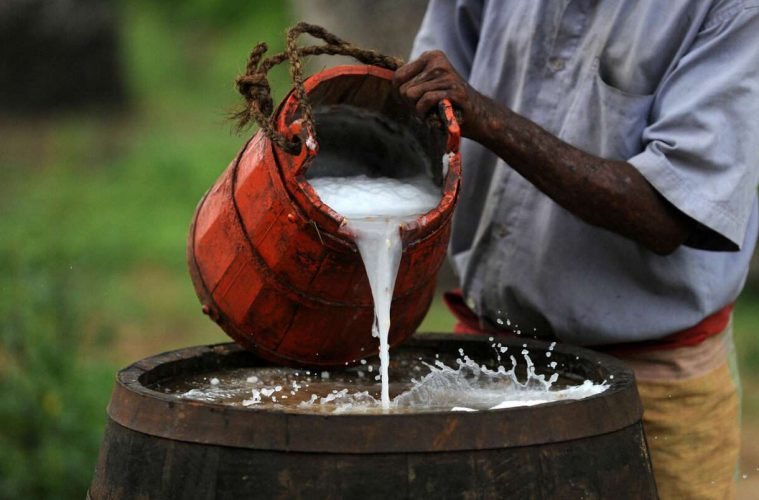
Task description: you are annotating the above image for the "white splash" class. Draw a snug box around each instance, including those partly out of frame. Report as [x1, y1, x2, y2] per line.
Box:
[176, 351, 609, 413]
[392, 353, 606, 411]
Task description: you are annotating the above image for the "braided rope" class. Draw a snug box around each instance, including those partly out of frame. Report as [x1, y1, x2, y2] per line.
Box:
[234, 22, 404, 154]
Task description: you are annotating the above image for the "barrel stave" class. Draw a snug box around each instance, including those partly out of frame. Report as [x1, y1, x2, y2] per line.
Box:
[90, 419, 656, 499]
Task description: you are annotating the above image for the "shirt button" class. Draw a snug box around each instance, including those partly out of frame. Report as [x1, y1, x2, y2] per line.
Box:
[465, 296, 477, 311]
[549, 58, 565, 71]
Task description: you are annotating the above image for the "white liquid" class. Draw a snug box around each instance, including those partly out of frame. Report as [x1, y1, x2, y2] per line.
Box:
[309, 175, 441, 218]
[173, 349, 610, 413]
[390, 352, 606, 411]
[309, 175, 441, 409]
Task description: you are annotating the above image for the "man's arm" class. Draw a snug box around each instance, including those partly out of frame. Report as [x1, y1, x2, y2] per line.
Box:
[393, 50, 693, 255]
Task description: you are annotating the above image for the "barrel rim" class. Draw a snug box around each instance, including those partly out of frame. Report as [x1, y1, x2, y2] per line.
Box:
[106, 335, 643, 454]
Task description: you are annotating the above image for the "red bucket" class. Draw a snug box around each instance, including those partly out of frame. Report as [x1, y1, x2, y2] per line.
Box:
[187, 25, 461, 367]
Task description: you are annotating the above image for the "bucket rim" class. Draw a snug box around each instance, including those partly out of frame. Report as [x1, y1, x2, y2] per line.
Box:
[272, 64, 462, 248]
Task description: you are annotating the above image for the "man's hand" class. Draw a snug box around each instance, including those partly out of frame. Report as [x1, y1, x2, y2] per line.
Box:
[393, 50, 488, 140]
[393, 51, 695, 255]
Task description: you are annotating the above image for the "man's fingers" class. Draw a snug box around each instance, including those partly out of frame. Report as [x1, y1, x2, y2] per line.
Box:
[416, 90, 451, 115]
[393, 56, 430, 89]
[393, 51, 464, 116]
[399, 79, 451, 102]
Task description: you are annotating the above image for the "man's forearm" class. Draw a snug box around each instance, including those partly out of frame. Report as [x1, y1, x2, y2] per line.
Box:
[394, 50, 692, 254]
[466, 99, 691, 255]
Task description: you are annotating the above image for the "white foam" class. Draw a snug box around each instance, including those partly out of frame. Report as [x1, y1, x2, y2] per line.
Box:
[309, 175, 440, 219]
[175, 351, 610, 413]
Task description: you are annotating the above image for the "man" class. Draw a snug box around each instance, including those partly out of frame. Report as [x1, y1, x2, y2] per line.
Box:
[395, 1, 759, 497]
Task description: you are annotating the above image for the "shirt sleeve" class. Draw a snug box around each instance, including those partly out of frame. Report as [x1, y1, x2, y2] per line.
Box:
[627, 5, 759, 251]
[409, 0, 483, 80]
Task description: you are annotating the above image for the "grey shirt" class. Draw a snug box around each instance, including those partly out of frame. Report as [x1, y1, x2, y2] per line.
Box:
[412, 0, 759, 344]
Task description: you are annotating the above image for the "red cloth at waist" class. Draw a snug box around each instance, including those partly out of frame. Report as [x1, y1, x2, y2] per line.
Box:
[442, 289, 733, 353]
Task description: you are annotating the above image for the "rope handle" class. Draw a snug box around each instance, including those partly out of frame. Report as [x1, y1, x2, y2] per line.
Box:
[234, 22, 404, 154]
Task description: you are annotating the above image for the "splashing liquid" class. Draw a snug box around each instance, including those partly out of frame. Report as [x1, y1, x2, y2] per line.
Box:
[308, 175, 440, 409]
[164, 348, 609, 414]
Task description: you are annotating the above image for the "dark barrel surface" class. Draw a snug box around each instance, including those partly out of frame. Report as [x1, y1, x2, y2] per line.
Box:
[89, 335, 658, 499]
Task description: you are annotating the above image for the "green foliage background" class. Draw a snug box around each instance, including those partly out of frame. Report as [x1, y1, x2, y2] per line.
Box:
[0, 1, 292, 497]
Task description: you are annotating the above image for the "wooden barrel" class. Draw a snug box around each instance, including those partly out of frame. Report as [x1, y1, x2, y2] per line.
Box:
[89, 335, 658, 499]
[188, 64, 462, 367]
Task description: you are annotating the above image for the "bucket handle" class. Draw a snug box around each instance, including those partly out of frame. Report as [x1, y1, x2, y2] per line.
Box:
[234, 22, 403, 154]
[438, 99, 461, 154]
[234, 22, 461, 156]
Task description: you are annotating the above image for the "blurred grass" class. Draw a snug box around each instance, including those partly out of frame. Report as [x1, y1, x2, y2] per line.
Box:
[0, 1, 758, 497]
[735, 292, 759, 420]
[0, 1, 294, 498]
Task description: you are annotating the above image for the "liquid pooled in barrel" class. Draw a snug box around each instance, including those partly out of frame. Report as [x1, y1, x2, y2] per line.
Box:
[308, 175, 441, 409]
[155, 343, 609, 414]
